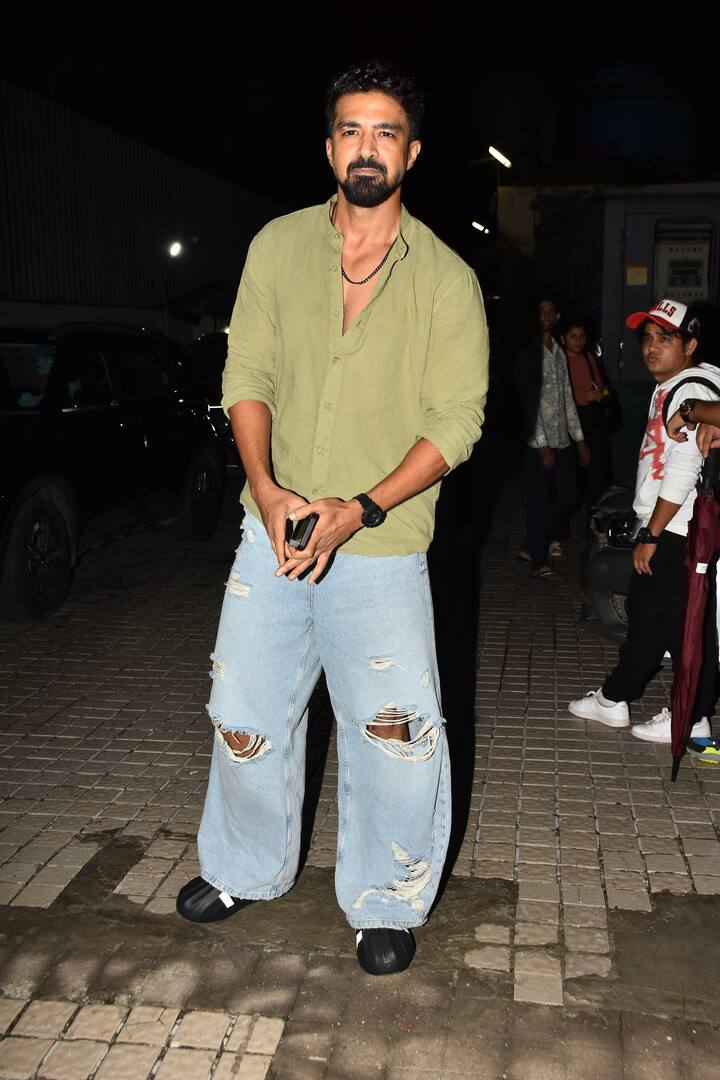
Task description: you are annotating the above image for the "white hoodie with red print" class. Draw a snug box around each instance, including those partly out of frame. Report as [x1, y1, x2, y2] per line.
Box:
[634, 363, 720, 537]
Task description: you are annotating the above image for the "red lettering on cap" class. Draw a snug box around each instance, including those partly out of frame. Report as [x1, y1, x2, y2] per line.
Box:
[655, 301, 677, 317]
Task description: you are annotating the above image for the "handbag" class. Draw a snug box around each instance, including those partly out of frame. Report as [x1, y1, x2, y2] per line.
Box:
[584, 352, 623, 435]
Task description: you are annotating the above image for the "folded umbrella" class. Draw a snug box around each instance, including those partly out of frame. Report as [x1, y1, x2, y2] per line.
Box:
[671, 447, 720, 780]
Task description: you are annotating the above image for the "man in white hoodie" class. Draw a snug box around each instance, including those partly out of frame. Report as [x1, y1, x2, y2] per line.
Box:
[569, 299, 720, 742]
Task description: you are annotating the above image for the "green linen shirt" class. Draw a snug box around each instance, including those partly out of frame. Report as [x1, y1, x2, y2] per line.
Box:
[222, 196, 489, 556]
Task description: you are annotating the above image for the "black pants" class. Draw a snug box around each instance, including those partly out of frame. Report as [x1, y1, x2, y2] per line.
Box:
[576, 403, 613, 514]
[602, 533, 718, 720]
[525, 445, 577, 570]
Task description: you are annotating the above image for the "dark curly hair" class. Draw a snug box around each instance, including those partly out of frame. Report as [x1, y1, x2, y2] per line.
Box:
[325, 60, 424, 141]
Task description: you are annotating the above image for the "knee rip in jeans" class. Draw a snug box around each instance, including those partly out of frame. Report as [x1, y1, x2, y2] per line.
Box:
[363, 705, 440, 761]
[209, 714, 272, 762]
[209, 653, 226, 680]
[226, 570, 251, 598]
[353, 842, 431, 911]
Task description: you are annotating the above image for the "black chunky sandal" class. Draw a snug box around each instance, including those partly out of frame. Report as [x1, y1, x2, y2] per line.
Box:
[355, 927, 416, 975]
[176, 876, 254, 923]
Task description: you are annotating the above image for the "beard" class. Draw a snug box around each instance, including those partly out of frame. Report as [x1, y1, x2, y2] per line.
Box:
[339, 157, 403, 208]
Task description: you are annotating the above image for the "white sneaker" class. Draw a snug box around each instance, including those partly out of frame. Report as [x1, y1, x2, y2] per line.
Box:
[568, 690, 630, 728]
[631, 708, 711, 744]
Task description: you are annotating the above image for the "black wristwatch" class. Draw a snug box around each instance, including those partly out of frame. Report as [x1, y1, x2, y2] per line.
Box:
[679, 398, 697, 423]
[353, 493, 386, 528]
[634, 526, 661, 546]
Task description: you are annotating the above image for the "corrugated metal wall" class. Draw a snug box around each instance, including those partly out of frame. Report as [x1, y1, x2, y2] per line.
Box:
[0, 79, 282, 306]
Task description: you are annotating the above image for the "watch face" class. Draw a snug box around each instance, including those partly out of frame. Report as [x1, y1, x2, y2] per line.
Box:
[363, 505, 384, 528]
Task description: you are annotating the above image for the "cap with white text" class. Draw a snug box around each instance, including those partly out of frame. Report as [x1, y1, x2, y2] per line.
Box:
[626, 298, 701, 337]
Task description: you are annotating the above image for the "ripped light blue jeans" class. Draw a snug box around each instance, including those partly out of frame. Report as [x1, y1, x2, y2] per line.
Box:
[197, 513, 451, 930]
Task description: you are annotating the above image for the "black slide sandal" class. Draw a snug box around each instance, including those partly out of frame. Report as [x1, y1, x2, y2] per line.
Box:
[176, 876, 254, 923]
[356, 928, 416, 975]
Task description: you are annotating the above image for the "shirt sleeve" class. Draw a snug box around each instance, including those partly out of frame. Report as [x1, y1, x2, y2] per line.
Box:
[529, 405, 549, 448]
[221, 228, 277, 417]
[659, 380, 720, 505]
[418, 268, 489, 471]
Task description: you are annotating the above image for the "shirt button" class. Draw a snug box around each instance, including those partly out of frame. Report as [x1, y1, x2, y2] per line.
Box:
[324, 401, 332, 410]
[332, 356, 340, 364]
[317, 447, 324, 456]
[312, 488, 319, 495]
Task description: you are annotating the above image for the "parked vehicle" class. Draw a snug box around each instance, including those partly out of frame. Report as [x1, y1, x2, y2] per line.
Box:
[182, 333, 243, 474]
[0, 323, 225, 621]
[578, 482, 636, 644]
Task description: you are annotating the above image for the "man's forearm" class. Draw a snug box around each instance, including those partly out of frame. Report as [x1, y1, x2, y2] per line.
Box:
[689, 400, 720, 425]
[366, 438, 448, 512]
[648, 496, 683, 536]
[228, 400, 274, 497]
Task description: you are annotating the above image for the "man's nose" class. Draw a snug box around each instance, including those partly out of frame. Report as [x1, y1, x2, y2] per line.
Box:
[358, 130, 378, 158]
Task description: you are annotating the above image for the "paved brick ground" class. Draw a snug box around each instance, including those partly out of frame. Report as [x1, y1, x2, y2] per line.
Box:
[2, 473, 720, 1078]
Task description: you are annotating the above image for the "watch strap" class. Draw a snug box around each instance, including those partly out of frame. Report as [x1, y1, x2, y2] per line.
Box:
[680, 398, 696, 423]
[353, 493, 386, 527]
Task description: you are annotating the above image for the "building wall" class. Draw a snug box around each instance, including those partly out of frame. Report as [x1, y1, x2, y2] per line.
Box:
[0, 80, 282, 314]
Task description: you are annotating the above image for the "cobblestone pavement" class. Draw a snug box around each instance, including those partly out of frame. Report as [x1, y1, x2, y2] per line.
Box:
[2, 474, 720, 1078]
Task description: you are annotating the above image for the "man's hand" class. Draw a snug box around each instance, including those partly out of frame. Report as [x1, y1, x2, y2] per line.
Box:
[253, 481, 308, 564]
[539, 446, 555, 469]
[275, 498, 364, 584]
[666, 408, 695, 442]
[697, 422, 720, 458]
[633, 542, 657, 575]
[576, 439, 591, 467]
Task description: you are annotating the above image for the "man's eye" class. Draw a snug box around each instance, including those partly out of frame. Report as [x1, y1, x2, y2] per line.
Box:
[379, 130, 395, 138]
[341, 130, 358, 137]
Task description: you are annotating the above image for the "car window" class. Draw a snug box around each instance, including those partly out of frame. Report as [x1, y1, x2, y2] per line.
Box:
[114, 342, 172, 400]
[46, 341, 115, 409]
[0, 342, 57, 410]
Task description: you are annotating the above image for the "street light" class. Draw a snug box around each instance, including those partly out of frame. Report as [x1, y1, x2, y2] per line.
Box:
[471, 221, 490, 235]
[164, 240, 183, 335]
[488, 145, 512, 169]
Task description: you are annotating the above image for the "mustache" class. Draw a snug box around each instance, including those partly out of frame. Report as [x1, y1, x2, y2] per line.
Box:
[347, 156, 387, 177]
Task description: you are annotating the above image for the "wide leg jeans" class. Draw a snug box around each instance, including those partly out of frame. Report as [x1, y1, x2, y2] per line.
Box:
[197, 514, 451, 930]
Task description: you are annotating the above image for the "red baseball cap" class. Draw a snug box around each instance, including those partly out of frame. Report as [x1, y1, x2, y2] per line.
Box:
[626, 298, 700, 336]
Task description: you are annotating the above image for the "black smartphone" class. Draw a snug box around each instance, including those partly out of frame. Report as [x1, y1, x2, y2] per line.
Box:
[288, 513, 319, 551]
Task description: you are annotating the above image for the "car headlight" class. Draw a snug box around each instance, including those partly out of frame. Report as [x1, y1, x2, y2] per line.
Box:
[607, 513, 640, 548]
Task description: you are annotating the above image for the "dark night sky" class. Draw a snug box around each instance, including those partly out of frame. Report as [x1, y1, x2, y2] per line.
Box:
[3, 2, 719, 261]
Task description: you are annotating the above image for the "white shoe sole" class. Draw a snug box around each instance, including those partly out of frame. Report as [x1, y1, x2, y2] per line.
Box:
[630, 728, 670, 744]
[631, 723, 711, 745]
[568, 703, 630, 728]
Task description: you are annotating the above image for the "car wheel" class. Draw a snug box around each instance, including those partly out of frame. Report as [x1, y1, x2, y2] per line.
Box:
[175, 447, 224, 541]
[0, 496, 73, 621]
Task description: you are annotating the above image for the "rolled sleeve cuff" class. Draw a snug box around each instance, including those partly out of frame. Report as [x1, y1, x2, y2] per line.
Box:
[221, 386, 276, 418]
[420, 414, 481, 472]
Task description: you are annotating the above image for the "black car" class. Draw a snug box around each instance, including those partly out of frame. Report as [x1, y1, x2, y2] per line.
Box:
[578, 482, 636, 644]
[0, 323, 225, 621]
[182, 332, 243, 474]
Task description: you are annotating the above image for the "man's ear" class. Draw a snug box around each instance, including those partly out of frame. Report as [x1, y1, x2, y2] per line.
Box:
[325, 138, 334, 169]
[686, 337, 699, 360]
[406, 139, 421, 172]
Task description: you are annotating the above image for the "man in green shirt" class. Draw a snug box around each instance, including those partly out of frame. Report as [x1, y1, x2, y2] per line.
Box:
[177, 60, 489, 976]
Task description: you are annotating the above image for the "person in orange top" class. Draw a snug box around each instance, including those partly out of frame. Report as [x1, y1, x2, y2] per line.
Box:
[562, 318, 614, 518]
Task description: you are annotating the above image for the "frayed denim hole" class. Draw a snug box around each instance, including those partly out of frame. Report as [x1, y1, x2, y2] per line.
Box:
[209, 714, 272, 763]
[353, 842, 432, 911]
